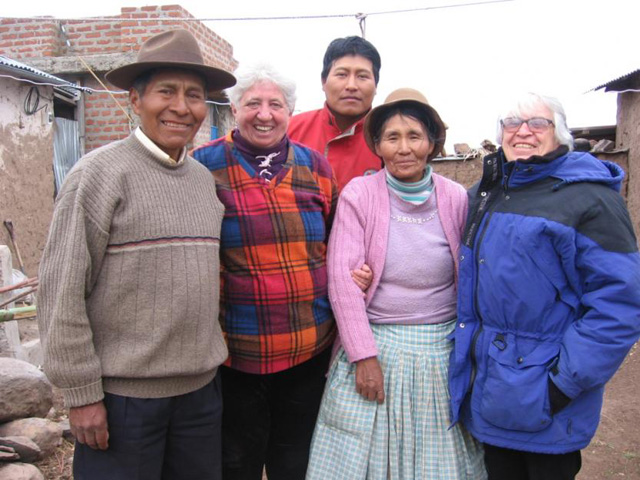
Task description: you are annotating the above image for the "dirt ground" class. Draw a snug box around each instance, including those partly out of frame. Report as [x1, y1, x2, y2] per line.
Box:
[18, 318, 640, 479]
[579, 342, 640, 479]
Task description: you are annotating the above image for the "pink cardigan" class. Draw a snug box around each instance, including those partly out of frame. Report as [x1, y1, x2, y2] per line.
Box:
[327, 169, 468, 363]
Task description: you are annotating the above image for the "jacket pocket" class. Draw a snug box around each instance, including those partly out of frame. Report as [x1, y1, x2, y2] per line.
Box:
[479, 335, 559, 432]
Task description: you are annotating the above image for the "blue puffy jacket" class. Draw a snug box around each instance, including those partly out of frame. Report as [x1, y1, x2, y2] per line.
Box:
[449, 147, 640, 454]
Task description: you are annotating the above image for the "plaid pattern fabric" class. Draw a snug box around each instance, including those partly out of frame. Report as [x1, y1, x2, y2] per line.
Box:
[307, 321, 487, 480]
[193, 134, 338, 374]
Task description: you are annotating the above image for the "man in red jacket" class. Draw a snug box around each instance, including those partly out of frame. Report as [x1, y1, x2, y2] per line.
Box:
[288, 36, 383, 191]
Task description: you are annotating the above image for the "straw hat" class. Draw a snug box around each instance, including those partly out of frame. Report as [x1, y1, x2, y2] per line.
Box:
[105, 29, 236, 95]
[363, 88, 446, 161]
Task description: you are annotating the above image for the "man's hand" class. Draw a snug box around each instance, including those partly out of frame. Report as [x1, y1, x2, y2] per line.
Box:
[355, 357, 385, 404]
[69, 401, 109, 450]
[351, 264, 373, 293]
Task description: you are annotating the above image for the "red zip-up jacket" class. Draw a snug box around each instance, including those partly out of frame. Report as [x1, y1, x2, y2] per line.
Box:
[288, 103, 383, 191]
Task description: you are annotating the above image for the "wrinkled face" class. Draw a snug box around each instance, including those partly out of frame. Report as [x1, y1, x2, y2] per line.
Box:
[232, 81, 291, 149]
[130, 70, 207, 160]
[375, 114, 434, 183]
[322, 54, 377, 120]
[501, 104, 560, 161]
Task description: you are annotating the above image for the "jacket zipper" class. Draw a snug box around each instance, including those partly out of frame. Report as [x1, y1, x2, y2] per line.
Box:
[467, 173, 509, 393]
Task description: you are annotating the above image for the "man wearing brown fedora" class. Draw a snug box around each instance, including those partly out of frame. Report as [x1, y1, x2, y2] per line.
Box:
[38, 29, 236, 479]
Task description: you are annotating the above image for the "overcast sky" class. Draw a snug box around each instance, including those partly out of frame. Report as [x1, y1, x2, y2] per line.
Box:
[3, 0, 638, 151]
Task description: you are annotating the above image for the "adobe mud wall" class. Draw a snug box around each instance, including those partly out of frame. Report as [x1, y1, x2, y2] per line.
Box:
[616, 89, 640, 238]
[0, 80, 55, 276]
[431, 156, 483, 189]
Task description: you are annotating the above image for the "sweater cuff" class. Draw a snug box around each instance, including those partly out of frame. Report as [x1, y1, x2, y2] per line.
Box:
[62, 379, 105, 408]
[346, 346, 379, 364]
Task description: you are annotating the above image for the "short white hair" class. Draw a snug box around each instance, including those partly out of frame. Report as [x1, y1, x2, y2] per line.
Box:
[227, 63, 296, 112]
[496, 92, 574, 151]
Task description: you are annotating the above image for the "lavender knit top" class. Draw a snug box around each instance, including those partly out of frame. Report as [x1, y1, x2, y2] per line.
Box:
[366, 190, 457, 325]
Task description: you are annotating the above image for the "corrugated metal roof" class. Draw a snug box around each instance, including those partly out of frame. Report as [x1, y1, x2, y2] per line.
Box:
[593, 68, 640, 92]
[0, 55, 91, 94]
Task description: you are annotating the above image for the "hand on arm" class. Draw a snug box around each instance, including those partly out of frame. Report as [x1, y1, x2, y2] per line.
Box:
[350, 264, 373, 293]
[355, 357, 385, 404]
[69, 401, 109, 450]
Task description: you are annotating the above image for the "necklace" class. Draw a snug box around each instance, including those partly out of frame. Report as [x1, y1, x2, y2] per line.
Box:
[391, 209, 438, 224]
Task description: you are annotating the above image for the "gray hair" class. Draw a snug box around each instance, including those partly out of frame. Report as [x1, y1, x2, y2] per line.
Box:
[496, 92, 574, 151]
[227, 63, 296, 112]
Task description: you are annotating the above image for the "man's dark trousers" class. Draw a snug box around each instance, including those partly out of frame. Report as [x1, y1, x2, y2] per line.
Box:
[73, 374, 222, 480]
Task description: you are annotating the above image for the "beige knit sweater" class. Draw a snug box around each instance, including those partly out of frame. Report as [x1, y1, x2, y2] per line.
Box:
[38, 134, 228, 408]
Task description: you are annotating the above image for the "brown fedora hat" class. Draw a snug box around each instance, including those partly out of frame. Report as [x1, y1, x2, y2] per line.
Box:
[105, 29, 236, 95]
[364, 88, 446, 161]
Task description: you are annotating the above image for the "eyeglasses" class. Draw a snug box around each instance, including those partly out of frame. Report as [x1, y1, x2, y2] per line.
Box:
[501, 117, 554, 132]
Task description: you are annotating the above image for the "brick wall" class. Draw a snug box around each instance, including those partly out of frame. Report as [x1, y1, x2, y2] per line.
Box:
[1, 5, 236, 70]
[0, 18, 61, 57]
[82, 77, 132, 152]
[1, 5, 237, 152]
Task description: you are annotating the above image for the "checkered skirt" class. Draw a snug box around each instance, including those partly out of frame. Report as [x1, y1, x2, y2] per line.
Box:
[306, 321, 487, 480]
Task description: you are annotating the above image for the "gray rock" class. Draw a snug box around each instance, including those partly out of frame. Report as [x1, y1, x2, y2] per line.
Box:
[0, 418, 62, 457]
[57, 418, 74, 442]
[0, 358, 53, 423]
[0, 436, 42, 463]
[480, 139, 497, 153]
[454, 143, 471, 155]
[573, 138, 592, 152]
[593, 139, 615, 152]
[0, 463, 45, 480]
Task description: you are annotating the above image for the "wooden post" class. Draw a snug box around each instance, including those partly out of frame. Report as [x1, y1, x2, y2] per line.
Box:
[0, 245, 25, 360]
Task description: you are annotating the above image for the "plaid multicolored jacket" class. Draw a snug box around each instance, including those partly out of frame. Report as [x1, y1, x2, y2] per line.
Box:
[193, 132, 338, 374]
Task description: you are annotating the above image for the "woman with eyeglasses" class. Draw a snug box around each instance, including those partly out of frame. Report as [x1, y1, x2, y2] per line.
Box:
[448, 92, 640, 480]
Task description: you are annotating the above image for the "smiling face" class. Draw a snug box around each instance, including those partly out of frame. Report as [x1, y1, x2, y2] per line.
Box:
[322, 54, 377, 130]
[232, 80, 291, 149]
[501, 103, 560, 161]
[375, 114, 434, 183]
[130, 69, 207, 160]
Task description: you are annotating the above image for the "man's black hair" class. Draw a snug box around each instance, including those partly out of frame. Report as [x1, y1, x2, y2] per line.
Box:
[321, 36, 381, 85]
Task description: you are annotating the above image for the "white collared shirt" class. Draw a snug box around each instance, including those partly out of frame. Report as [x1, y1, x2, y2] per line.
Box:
[134, 127, 187, 166]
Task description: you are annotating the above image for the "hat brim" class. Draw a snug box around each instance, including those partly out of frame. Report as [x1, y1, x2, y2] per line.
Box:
[364, 99, 446, 161]
[105, 61, 236, 96]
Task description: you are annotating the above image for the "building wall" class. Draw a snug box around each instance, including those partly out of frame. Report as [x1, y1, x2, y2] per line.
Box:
[0, 19, 61, 57]
[0, 6, 236, 70]
[0, 79, 55, 276]
[593, 151, 629, 199]
[0, 5, 238, 275]
[1, 5, 238, 152]
[616, 88, 640, 238]
[431, 156, 484, 189]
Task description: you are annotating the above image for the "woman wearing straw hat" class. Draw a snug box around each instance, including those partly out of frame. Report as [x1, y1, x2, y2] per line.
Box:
[306, 88, 486, 479]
